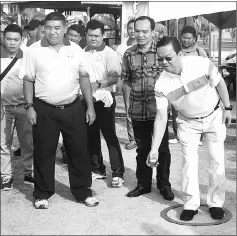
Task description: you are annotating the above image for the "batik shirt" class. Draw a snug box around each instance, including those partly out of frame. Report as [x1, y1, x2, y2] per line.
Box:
[121, 41, 162, 121]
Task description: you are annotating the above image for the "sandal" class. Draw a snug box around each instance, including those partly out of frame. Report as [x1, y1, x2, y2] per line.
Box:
[79, 196, 99, 207]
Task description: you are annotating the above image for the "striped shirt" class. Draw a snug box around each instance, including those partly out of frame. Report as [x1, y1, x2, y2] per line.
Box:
[121, 41, 162, 121]
[155, 56, 221, 118]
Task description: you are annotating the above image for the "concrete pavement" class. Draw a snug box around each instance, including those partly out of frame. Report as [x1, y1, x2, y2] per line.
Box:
[1, 94, 236, 235]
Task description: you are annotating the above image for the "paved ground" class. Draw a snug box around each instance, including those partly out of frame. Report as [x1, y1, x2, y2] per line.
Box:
[1, 94, 236, 235]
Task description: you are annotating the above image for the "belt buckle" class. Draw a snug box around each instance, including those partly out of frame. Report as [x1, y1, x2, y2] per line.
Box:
[55, 105, 64, 109]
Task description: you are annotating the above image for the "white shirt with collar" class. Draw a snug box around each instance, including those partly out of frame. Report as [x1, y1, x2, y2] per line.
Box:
[84, 43, 121, 93]
[20, 37, 89, 105]
[155, 56, 221, 118]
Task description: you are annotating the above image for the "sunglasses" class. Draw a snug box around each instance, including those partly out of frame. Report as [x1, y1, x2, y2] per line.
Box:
[157, 55, 175, 62]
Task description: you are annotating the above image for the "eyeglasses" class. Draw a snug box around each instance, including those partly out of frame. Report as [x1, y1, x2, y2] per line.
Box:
[157, 55, 175, 62]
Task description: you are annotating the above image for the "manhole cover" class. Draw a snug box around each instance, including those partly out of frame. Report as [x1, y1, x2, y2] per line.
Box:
[160, 204, 232, 226]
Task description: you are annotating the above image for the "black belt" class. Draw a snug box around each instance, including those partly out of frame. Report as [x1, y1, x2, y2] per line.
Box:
[35, 97, 79, 109]
[192, 99, 220, 120]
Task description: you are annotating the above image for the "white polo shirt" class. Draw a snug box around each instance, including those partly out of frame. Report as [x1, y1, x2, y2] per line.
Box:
[155, 56, 221, 118]
[21, 37, 89, 105]
[84, 43, 121, 93]
[1, 46, 25, 106]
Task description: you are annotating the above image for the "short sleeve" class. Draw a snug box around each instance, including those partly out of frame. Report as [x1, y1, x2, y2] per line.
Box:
[205, 58, 222, 87]
[106, 47, 121, 76]
[78, 47, 90, 78]
[20, 47, 36, 81]
[155, 90, 169, 109]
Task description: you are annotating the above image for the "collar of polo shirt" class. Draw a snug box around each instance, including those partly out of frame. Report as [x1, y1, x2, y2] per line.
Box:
[84, 42, 106, 52]
[40, 36, 71, 47]
[0, 45, 23, 59]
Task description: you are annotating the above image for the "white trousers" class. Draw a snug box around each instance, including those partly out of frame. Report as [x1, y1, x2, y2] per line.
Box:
[177, 107, 226, 210]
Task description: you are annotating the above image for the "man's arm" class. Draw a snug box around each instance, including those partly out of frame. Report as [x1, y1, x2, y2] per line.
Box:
[91, 48, 121, 90]
[150, 107, 168, 154]
[215, 77, 232, 127]
[207, 59, 232, 127]
[79, 73, 96, 125]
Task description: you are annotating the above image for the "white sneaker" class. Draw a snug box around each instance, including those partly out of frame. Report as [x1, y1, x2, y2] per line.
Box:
[91, 172, 107, 181]
[111, 177, 124, 188]
[34, 199, 49, 209]
[169, 138, 179, 144]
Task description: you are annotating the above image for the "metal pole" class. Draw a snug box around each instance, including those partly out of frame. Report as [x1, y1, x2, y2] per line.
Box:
[218, 28, 222, 65]
[176, 19, 179, 38]
[166, 20, 169, 36]
[208, 22, 212, 58]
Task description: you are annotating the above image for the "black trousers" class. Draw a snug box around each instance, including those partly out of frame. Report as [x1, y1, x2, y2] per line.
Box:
[132, 120, 171, 190]
[82, 93, 124, 178]
[33, 97, 92, 201]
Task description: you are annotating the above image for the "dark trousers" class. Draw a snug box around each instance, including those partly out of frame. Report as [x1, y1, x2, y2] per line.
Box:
[33, 98, 92, 201]
[132, 120, 171, 189]
[83, 94, 124, 178]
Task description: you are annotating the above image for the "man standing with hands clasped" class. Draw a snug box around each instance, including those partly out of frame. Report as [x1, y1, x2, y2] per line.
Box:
[22, 12, 98, 209]
[149, 36, 232, 221]
[83, 19, 125, 187]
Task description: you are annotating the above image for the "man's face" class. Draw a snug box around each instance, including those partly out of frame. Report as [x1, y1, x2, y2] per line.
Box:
[180, 32, 195, 49]
[45, 20, 66, 46]
[127, 22, 135, 40]
[36, 25, 45, 41]
[67, 29, 81, 44]
[3, 32, 22, 54]
[157, 43, 180, 74]
[86, 28, 103, 49]
[135, 19, 154, 46]
[29, 28, 38, 38]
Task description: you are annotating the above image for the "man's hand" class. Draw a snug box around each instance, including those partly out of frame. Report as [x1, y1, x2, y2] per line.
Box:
[26, 107, 37, 125]
[146, 150, 159, 168]
[1, 104, 4, 120]
[93, 90, 113, 107]
[223, 110, 232, 127]
[86, 106, 96, 126]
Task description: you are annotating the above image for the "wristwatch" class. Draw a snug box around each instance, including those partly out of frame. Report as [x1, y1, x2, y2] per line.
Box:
[225, 105, 233, 111]
[96, 80, 101, 88]
[24, 103, 34, 110]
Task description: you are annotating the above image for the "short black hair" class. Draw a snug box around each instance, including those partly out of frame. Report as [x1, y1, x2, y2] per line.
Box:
[45, 12, 66, 26]
[181, 26, 197, 38]
[86, 19, 104, 35]
[39, 20, 45, 26]
[156, 36, 181, 54]
[135, 16, 155, 31]
[4, 24, 23, 38]
[127, 19, 135, 28]
[67, 24, 80, 34]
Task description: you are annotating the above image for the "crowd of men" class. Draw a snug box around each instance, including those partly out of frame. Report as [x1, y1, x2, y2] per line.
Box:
[1, 12, 232, 222]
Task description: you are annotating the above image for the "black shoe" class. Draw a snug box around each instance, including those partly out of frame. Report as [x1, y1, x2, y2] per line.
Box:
[180, 209, 198, 221]
[209, 207, 225, 220]
[24, 174, 34, 185]
[126, 185, 151, 198]
[159, 186, 174, 201]
[14, 148, 21, 156]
